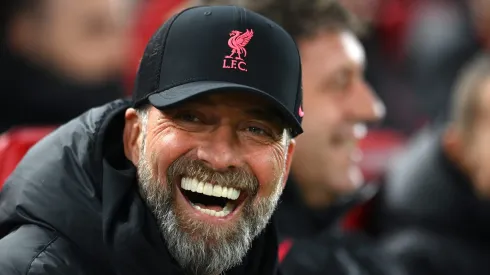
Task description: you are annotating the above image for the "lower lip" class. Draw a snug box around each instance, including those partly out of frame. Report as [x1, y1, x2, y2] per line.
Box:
[176, 182, 244, 222]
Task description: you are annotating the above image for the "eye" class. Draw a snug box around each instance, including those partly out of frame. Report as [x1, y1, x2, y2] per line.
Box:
[175, 113, 201, 123]
[246, 126, 269, 136]
[335, 74, 349, 89]
[329, 70, 353, 92]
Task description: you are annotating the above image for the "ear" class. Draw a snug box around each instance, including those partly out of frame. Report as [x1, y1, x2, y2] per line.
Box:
[281, 139, 296, 189]
[442, 125, 465, 167]
[123, 108, 142, 166]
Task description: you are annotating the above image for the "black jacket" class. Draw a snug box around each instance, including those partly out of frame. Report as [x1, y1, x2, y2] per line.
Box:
[0, 99, 279, 274]
[275, 178, 377, 240]
[372, 127, 490, 275]
[275, 178, 406, 275]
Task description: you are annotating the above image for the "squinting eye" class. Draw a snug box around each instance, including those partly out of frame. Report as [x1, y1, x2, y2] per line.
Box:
[177, 113, 201, 123]
[335, 75, 349, 89]
[247, 126, 268, 136]
[330, 72, 352, 92]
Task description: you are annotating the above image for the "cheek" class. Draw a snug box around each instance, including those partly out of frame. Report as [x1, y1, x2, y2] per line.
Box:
[246, 146, 285, 197]
[475, 139, 490, 172]
[472, 129, 490, 159]
[43, 26, 76, 55]
[146, 130, 196, 181]
[464, 132, 490, 186]
[298, 103, 341, 150]
[303, 93, 343, 131]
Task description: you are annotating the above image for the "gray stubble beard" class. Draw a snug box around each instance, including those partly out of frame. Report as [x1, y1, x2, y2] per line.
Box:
[137, 153, 284, 275]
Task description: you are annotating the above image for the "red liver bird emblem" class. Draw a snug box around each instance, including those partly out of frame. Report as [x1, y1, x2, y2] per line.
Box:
[226, 29, 254, 60]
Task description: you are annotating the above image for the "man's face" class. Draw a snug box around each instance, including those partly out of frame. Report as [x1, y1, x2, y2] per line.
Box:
[13, 0, 132, 82]
[126, 92, 294, 275]
[464, 78, 490, 199]
[469, 0, 490, 41]
[293, 31, 383, 206]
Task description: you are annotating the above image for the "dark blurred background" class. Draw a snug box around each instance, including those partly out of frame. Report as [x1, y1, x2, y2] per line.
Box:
[1, 1, 489, 274]
[3, 0, 488, 181]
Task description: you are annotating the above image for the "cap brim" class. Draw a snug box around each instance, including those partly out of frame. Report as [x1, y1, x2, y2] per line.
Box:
[147, 81, 303, 137]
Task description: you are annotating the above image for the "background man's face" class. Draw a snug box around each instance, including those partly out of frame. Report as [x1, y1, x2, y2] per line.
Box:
[463, 78, 490, 198]
[10, 0, 133, 82]
[293, 30, 383, 207]
[469, 0, 490, 41]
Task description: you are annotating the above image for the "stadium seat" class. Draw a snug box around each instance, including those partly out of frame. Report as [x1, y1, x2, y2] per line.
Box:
[0, 126, 56, 189]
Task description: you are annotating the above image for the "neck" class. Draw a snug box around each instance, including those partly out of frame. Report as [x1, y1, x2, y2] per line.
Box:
[291, 174, 335, 209]
[303, 187, 335, 209]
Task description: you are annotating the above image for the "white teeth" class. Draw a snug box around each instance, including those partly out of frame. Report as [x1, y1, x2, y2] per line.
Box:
[192, 202, 235, 217]
[228, 188, 240, 200]
[203, 183, 213, 196]
[212, 185, 223, 197]
[181, 177, 241, 200]
[191, 179, 198, 192]
[196, 182, 204, 193]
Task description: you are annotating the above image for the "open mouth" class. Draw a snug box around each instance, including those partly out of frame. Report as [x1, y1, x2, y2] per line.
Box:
[179, 177, 243, 218]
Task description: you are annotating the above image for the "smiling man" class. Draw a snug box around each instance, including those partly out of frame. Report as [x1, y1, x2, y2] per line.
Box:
[0, 5, 302, 275]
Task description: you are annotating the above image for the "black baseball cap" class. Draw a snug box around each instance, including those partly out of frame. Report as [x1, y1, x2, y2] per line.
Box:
[132, 5, 303, 137]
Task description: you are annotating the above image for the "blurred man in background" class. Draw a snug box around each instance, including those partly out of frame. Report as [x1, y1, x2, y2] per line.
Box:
[0, 0, 135, 132]
[373, 53, 490, 275]
[193, 1, 405, 275]
[468, 0, 489, 49]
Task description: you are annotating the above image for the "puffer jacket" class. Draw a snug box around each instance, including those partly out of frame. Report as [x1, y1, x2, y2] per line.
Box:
[0, 99, 280, 274]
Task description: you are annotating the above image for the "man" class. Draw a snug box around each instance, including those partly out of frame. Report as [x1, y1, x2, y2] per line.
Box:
[469, 0, 490, 48]
[373, 53, 490, 275]
[0, 0, 134, 132]
[194, 1, 406, 275]
[0, 6, 302, 275]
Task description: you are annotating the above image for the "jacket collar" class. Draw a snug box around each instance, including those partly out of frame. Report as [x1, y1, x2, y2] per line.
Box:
[275, 176, 376, 239]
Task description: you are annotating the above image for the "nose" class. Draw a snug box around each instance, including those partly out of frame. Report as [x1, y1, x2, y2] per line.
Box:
[344, 80, 385, 123]
[196, 126, 243, 172]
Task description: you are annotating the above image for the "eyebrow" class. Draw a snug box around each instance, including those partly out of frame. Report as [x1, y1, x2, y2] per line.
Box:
[169, 99, 285, 126]
[244, 108, 284, 126]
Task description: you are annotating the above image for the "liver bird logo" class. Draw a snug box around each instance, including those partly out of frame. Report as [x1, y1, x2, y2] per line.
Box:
[225, 29, 254, 60]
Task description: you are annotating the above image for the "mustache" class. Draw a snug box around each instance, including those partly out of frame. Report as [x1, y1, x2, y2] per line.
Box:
[167, 156, 259, 195]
